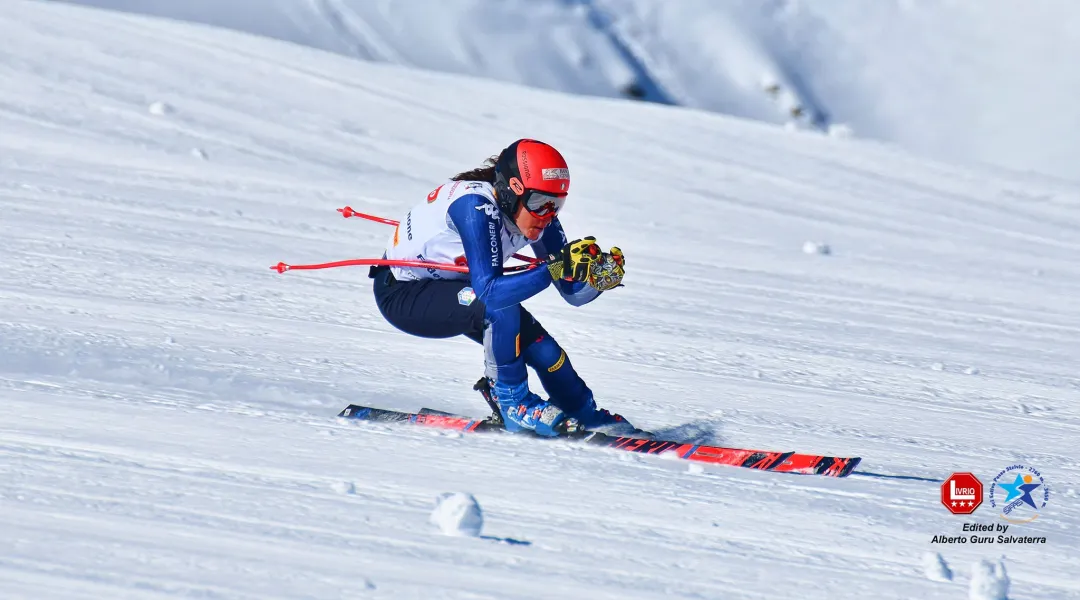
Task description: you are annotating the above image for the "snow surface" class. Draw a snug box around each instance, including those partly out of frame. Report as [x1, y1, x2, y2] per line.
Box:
[52, 0, 1080, 180]
[3, 1, 1080, 598]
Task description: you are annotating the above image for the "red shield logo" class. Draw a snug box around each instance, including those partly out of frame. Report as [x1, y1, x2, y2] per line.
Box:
[941, 472, 983, 514]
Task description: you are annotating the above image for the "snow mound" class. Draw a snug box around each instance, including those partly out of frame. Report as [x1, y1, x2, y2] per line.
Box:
[148, 100, 173, 115]
[330, 481, 356, 495]
[969, 559, 1010, 600]
[430, 493, 484, 537]
[802, 241, 831, 256]
[922, 551, 952, 582]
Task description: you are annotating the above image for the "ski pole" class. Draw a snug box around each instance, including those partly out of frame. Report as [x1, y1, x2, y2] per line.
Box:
[270, 258, 534, 274]
[337, 206, 541, 265]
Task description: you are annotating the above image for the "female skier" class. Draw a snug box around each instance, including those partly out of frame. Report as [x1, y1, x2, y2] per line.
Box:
[369, 139, 637, 437]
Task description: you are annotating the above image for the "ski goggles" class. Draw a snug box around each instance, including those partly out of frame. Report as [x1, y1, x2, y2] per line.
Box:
[522, 190, 566, 218]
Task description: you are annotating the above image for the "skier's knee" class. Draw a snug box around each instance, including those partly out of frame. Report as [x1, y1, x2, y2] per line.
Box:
[524, 332, 566, 371]
[545, 348, 567, 373]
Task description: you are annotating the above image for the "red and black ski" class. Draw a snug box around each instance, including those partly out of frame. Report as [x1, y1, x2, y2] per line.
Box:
[337, 404, 861, 478]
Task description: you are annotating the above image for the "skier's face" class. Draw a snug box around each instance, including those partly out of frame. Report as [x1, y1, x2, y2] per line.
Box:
[514, 204, 555, 240]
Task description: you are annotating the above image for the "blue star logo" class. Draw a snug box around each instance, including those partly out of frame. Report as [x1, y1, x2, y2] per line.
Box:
[998, 473, 1041, 508]
[1018, 482, 1042, 509]
[989, 464, 1050, 522]
[998, 474, 1025, 502]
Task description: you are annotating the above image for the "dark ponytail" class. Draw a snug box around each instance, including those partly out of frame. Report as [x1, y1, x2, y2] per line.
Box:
[451, 155, 499, 183]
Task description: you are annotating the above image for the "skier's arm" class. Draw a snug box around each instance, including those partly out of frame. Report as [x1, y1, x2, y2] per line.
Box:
[531, 218, 601, 307]
[447, 195, 552, 311]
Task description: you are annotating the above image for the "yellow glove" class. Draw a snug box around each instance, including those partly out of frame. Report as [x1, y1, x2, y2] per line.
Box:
[547, 237, 602, 282]
[588, 247, 625, 291]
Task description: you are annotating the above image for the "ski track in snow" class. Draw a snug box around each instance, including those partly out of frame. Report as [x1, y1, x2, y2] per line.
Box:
[2, 2, 1079, 598]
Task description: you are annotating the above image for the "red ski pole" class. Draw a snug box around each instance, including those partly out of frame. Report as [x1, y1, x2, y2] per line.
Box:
[271, 207, 542, 275]
[337, 206, 540, 265]
[336, 206, 400, 226]
[270, 258, 534, 274]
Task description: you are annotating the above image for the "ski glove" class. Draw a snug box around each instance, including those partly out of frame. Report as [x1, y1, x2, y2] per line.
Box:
[588, 247, 625, 291]
[547, 237, 602, 283]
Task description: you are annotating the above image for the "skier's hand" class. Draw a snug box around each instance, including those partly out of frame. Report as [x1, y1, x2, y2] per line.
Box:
[547, 237, 602, 283]
[588, 247, 625, 291]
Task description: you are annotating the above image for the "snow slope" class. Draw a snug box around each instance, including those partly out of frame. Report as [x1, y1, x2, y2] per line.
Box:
[46, 0, 654, 102]
[595, 0, 1080, 180]
[52, 0, 1080, 179]
[3, 1, 1080, 598]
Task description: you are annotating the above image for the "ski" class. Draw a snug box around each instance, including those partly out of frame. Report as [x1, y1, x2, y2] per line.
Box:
[337, 404, 861, 477]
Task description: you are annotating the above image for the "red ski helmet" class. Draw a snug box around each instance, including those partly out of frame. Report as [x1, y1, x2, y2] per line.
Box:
[493, 139, 570, 219]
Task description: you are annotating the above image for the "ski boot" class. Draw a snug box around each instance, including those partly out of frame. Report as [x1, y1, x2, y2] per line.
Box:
[486, 379, 573, 437]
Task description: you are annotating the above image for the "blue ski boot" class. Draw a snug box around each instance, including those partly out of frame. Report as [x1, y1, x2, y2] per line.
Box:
[568, 394, 647, 438]
[490, 379, 569, 437]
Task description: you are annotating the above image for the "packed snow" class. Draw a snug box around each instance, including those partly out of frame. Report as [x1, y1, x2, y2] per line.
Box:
[923, 551, 954, 583]
[2, 1, 1079, 599]
[969, 559, 1011, 600]
[430, 493, 484, 538]
[53, 0, 1080, 179]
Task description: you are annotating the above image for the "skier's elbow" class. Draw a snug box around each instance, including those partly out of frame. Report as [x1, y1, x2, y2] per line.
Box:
[474, 279, 507, 311]
[561, 291, 595, 307]
[557, 281, 600, 307]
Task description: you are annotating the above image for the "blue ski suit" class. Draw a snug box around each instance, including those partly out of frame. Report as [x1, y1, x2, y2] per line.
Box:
[370, 180, 598, 414]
